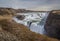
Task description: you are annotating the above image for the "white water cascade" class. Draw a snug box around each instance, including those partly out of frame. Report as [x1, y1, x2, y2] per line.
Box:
[13, 12, 49, 34]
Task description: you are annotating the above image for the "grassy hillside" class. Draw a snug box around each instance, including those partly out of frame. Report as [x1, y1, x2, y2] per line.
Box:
[0, 19, 59, 41]
[0, 8, 16, 16]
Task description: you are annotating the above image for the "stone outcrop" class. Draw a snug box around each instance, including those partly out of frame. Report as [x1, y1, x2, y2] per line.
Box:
[44, 10, 60, 39]
[16, 15, 25, 20]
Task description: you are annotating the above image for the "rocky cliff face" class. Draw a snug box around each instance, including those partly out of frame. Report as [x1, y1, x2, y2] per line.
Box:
[44, 10, 60, 39]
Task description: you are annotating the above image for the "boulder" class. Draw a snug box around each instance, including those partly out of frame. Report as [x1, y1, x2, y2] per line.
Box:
[16, 15, 25, 20]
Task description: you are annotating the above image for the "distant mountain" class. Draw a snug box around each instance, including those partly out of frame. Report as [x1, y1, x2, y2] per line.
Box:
[0, 7, 49, 14]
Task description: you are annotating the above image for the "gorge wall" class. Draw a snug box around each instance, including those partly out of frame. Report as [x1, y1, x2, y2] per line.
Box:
[44, 10, 60, 39]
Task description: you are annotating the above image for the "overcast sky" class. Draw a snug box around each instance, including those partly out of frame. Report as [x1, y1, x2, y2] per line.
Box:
[0, 0, 60, 11]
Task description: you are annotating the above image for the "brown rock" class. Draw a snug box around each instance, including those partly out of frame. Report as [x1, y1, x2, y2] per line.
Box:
[44, 10, 60, 39]
[16, 15, 25, 20]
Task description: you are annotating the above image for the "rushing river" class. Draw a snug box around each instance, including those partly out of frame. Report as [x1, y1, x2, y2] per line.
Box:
[13, 12, 49, 34]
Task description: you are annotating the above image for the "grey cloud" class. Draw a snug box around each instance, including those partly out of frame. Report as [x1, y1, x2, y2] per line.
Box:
[0, 0, 60, 11]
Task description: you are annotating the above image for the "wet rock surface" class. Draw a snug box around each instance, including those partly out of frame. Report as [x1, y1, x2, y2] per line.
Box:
[44, 10, 60, 39]
[16, 15, 25, 20]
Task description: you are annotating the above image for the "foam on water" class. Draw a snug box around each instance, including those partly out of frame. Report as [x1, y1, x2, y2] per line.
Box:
[13, 12, 49, 34]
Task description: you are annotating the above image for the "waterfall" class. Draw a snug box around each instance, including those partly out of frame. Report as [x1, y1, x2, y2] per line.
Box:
[13, 12, 49, 34]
